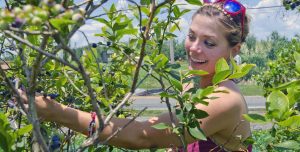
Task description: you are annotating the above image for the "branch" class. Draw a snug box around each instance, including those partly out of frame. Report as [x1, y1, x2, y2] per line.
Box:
[55, 35, 105, 139]
[9, 27, 57, 35]
[3, 30, 79, 71]
[4, 0, 10, 10]
[63, 69, 89, 97]
[101, 107, 147, 144]
[79, 30, 109, 100]
[68, 0, 92, 9]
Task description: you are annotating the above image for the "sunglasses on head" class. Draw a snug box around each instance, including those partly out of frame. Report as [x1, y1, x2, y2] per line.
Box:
[203, 0, 246, 40]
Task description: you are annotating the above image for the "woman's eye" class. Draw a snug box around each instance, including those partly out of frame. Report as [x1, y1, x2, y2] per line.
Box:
[188, 33, 196, 41]
[204, 40, 216, 48]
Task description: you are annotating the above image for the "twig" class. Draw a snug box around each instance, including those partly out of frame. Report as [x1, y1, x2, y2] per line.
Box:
[4, 0, 10, 10]
[9, 27, 57, 35]
[68, 0, 92, 9]
[101, 107, 148, 144]
[55, 35, 105, 146]
[3, 31, 79, 71]
[79, 30, 109, 100]
[63, 69, 89, 97]
[25, 35, 50, 152]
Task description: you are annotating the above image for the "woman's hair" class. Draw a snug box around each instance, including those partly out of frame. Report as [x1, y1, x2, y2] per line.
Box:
[193, 4, 250, 47]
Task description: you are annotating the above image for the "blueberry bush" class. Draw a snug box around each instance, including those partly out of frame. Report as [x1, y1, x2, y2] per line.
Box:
[0, 0, 255, 151]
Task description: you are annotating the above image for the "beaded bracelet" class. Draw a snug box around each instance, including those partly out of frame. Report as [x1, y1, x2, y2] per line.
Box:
[88, 112, 96, 137]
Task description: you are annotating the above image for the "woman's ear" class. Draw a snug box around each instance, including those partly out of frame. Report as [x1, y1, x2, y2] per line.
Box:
[231, 43, 241, 57]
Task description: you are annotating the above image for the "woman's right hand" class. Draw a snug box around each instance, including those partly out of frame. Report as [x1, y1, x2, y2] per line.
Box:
[17, 89, 59, 121]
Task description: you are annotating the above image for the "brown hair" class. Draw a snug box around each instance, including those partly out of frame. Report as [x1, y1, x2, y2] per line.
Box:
[193, 4, 250, 47]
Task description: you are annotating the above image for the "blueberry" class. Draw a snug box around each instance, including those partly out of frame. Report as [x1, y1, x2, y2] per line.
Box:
[291, 3, 297, 10]
[295, 1, 300, 6]
[91, 43, 97, 48]
[109, 72, 115, 76]
[50, 135, 61, 150]
[66, 96, 75, 103]
[11, 18, 24, 28]
[142, 26, 146, 32]
[106, 41, 111, 46]
[48, 93, 59, 99]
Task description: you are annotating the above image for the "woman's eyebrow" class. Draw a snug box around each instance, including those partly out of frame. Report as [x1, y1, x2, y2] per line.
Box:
[188, 29, 195, 33]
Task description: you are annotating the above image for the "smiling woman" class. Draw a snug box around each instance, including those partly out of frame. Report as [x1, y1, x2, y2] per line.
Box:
[17, 0, 252, 151]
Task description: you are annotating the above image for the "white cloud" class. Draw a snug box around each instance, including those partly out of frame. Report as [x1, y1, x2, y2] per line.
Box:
[248, 0, 300, 39]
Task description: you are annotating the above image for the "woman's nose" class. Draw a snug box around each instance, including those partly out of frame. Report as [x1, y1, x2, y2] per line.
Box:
[189, 41, 202, 53]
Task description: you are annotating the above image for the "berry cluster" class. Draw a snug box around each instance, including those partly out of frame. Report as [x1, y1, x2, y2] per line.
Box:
[284, 0, 300, 10]
[0, 0, 86, 30]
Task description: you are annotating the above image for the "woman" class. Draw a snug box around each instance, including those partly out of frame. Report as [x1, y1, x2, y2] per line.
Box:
[20, 0, 252, 151]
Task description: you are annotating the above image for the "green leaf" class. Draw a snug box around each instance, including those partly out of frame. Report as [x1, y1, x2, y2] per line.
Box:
[94, 18, 111, 28]
[278, 115, 300, 128]
[153, 54, 168, 68]
[169, 77, 183, 92]
[184, 103, 193, 111]
[191, 96, 209, 106]
[116, 29, 137, 36]
[228, 72, 245, 79]
[176, 109, 184, 122]
[267, 90, 289, 120]
[185, 0, 202, 6]
[275, 80, 300, 91]
[15, 125, 33, 138]
[112, 22, 128, 31]
[152, 123, 170, 130]
[184, 70, 208, 77]
[140, 0, 151, 5]
[212, 70, 231, 85]
[200, 86, 215, 97]
[273, 140, 300, 150]
[141, 7, 150, 16]
[49, 19, 75, 32]
[243, 114, 269, 123]
[193, 109, 209, 119]
[241, 64, 255, 74]
[108, 4, 116, 20]
[173, 6, 180, 18]
[215, 58, 229, 73]
[188, 125, 206, 140]
[159, 92, 176, 99]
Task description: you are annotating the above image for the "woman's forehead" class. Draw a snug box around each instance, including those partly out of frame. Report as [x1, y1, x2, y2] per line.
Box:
[190, 15, 226, 39]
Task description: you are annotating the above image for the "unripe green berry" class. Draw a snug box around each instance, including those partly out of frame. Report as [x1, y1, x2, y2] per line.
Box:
[51, 4, 64, 15]
[31, 17, 42, 25]
[72, 13, 84, 22]
[35, 10, 48, 20]
[13, 7, 22, 15]
[23, 5, 33, 13]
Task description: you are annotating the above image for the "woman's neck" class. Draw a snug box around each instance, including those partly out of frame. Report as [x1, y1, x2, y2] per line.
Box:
[199, 75, 214, 88]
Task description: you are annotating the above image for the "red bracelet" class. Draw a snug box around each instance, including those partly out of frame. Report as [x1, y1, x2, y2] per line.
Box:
[88, 112, 96, 137]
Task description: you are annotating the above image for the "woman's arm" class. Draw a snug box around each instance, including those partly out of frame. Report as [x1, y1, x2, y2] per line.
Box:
[27, 82, 243, 149]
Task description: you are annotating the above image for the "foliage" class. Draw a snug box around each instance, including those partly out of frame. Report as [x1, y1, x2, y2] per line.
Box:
[244, 38, 300, 151]
[0, 0, 277, 151]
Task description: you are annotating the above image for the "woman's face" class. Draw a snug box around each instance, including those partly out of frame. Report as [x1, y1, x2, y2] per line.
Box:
[185, 14, 234, 75]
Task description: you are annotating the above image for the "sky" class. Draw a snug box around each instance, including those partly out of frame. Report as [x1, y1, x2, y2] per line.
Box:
[1, 0, 299, 47]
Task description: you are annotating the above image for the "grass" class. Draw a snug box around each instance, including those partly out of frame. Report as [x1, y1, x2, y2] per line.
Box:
[238, 84, 264, 96]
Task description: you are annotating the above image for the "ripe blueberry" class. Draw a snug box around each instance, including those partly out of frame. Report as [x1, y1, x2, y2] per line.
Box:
[106, 41, 111, 46]
[142, 26, 146, 32]
[92, 43, 97, 48]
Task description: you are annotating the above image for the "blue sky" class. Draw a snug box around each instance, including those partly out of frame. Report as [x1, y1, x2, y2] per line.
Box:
[1, 0, 299, 47]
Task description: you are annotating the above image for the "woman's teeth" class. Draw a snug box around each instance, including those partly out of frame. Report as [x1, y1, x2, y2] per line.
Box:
[191, 58, 207, 63]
